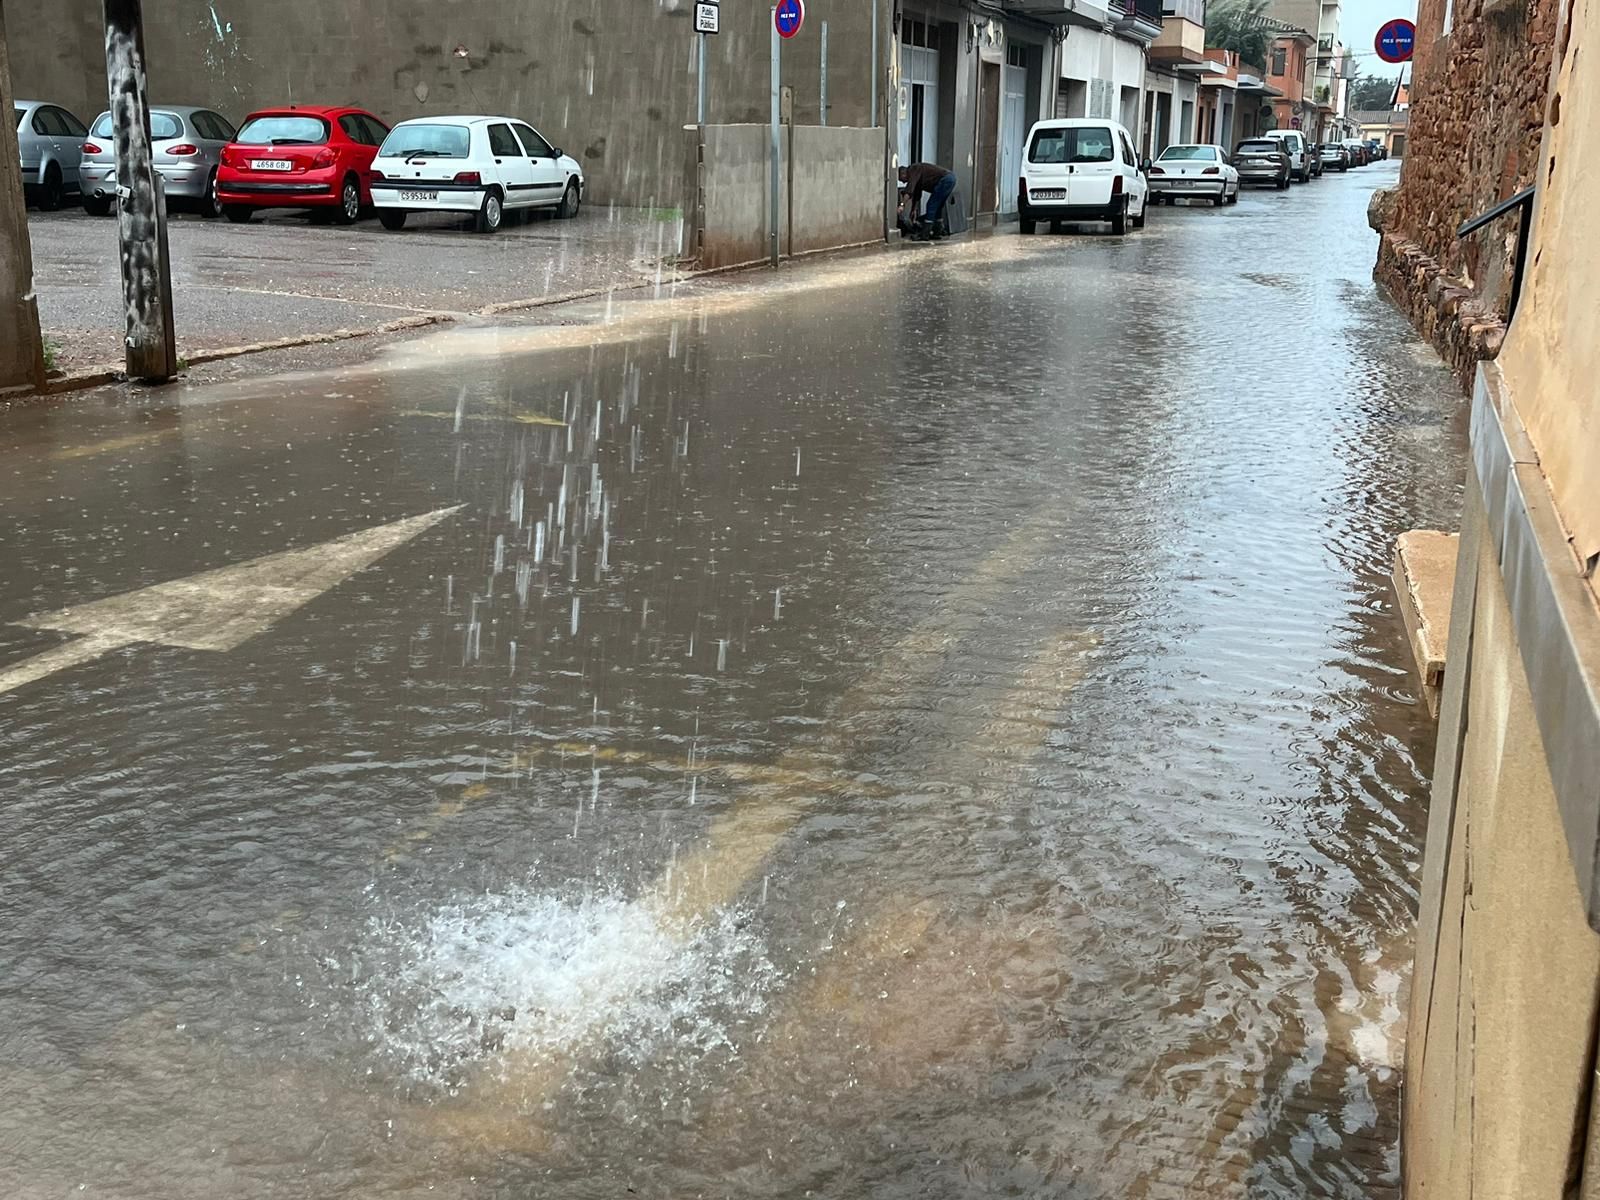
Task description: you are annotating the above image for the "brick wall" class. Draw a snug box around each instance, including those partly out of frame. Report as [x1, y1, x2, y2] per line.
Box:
[1372, 0, 1559, 389]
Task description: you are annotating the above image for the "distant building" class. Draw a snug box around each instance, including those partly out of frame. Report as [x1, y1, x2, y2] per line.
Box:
[1353, 107, 1408, 156]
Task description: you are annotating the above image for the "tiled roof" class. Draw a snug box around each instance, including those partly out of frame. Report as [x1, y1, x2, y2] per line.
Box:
[1351, 108, 1410, 126]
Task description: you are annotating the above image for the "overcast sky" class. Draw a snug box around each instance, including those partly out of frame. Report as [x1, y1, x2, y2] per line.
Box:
[1340, 0, 1417, 82]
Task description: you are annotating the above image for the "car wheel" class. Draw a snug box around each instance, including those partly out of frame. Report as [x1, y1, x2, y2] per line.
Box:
[82, 194, 112, 216]
[1131, 196, 1146, 228]
[1276, 174, 1290, 190]
[39, 165, 64, 212]
[223, 205, 254, 224]
[1018, 215, 1035, 234]
[378, 208, 408, 231]
[1110, 200, 1127, 235]
[556, 181, 581, 219]
[201, 169, 222, 218]
[335, 174, 361, 224]
[1227, 186, 1239, 205]
[1211, 192, 1224, 207]
[476, 188, 504, 234]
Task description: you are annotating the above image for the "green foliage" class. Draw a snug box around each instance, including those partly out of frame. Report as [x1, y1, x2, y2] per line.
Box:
[42, 338, 59, 374]
[1204, 0, 1272, 72]
[1349, 73, 1398, 111]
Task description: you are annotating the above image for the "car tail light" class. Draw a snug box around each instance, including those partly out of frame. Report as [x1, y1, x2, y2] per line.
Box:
[220, 146, 236, 167]
[1018, 175, 1027, 199]
[1201, 166, 1219, 175]
[168, 143, 199, 156]
[370, 169, 385, 181]
[311, 148, 335, 168]
[1148, 166, 1165, 174]
[1111, 174, 1123, 196]
[82, 141, 103, 155]
[453, 171, 482, 185]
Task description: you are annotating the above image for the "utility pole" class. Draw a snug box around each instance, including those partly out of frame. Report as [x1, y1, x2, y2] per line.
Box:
[102, 0, 176, 381]
[0, 0, 47, 391]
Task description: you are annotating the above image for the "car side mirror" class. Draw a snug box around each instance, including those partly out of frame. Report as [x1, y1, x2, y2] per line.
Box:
[1140, 157, 1152, 173]
[551, 147, 563, 159]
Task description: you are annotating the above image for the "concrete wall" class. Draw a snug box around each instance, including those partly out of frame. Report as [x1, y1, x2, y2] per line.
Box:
[790, 125, 885, 254]
[1403, 0, 1600, 1193]
[6, 0, 890, 206]
[686, 123, 885, 268]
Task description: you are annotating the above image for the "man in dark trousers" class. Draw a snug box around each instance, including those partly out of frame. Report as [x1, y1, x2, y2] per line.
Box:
[898, 162, 957, 239]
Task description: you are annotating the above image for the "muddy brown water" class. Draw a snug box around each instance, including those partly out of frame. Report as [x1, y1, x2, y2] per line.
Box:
[0, 165, 1464, 1198]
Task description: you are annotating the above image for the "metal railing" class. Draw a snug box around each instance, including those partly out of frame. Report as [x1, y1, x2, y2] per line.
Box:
[1457, 185, 1536, 321]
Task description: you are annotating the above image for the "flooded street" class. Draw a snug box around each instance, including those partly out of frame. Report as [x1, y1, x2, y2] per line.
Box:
[0, 164, 1464, 1199]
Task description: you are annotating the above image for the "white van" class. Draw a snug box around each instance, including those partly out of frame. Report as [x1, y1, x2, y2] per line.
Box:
[1017, 118, 1149, 235]
[1260, 129, 1312, 183]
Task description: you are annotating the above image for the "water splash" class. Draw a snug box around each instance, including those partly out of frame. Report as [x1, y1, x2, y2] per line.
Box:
[357, 885, 778, 1093]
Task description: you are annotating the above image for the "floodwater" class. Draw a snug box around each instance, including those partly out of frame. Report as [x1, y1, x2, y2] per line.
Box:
[0, 164, 1464, 1199]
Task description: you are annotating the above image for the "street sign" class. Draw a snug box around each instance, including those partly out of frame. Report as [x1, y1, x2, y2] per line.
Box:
[775, 0, 804, 39]
[1375, 18, 1416, 63]
[695, 1, 720, 34]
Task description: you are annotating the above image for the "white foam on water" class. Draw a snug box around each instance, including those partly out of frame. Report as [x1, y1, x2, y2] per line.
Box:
[359, 885, 777, 1093]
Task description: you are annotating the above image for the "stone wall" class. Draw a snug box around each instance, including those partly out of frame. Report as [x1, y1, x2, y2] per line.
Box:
[1371, 0, 1559, 390]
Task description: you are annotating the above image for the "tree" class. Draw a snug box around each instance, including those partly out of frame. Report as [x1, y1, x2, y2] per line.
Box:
[1349, 72, 1398, 111]
[1205, 0, 1273, 73]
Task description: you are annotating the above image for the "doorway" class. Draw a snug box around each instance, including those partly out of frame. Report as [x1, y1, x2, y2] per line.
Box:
[978, 60, 1001, 214]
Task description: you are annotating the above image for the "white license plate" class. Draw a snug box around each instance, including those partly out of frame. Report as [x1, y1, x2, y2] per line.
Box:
[397, 190, 439, 202]
[1030, 188, 1065, 200]
[250, 159, 293, 172]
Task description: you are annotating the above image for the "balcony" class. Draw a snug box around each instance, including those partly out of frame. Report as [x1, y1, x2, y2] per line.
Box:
[1150, 0, 1206, 63]
[1112, 0, 1164, 41]
[1002, 0, 1113, 28]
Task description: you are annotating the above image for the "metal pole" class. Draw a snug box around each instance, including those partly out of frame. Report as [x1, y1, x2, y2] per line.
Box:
[870, 0, 878, 127]
[103, 0, 176, 381]
[697, 31, 707, 125]
[820, 21, 828, 126]
[770, 10, 780, 268]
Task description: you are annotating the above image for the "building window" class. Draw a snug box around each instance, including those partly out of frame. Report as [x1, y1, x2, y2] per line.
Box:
[1007, 43, 1027, 67]
[1271, 47, 1287, 75]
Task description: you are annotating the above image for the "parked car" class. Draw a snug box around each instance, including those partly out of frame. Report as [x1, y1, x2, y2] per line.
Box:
[1017, 118, 1149, 235]
[215, 105, 389, 224]
[1318, 143, 1350, 171]
[1342, 138, 1370, 166]
[1365, 138, 1387, 161]
[1233, 139, 1292, 189]
[79, 106, 236, 216]
[1260, 129, 1314, 183]
[1146, 143, 1238, 206]
[14, 99, 88, 210]
[369, 115, 584, 234]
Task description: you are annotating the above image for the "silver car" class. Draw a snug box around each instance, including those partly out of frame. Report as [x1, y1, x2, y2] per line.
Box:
[14, 99, 89, 211]
[79, 105, 237, 216]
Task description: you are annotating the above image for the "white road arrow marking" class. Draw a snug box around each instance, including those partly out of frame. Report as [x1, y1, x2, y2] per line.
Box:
[0, 507, 464, 697]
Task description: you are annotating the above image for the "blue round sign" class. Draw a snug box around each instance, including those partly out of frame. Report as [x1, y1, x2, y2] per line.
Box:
[775, 0, 804, 38]
[1375, 18, 1416, 63]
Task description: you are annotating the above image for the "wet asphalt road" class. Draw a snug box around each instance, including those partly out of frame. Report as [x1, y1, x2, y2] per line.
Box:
[0, 162, 1466, 1199]
[25, 203, 683, 370]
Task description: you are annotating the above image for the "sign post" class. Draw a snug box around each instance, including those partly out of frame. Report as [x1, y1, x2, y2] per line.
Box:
[695, 2, 719, 124]
[1374, 17, 1416, 63]
[770, 0, 803, 267]
[820, 21, 829, 126]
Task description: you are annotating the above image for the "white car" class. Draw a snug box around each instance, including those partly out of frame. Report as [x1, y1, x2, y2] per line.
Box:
[1260, 129, 1313, 183]
[1147, 143, 1238, 206]
[370, 115, 583, 233]
[1017, 117, 1148, 235]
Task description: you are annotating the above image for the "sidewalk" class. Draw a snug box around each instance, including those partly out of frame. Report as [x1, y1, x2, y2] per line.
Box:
[25, 204, 686, 381]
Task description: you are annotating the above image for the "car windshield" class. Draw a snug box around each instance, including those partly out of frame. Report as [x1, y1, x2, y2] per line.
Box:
[1238, 142, 1277, 154]
[1028, 126, 1115, 164]
[92, 111, 181, 140]
[1157, 146, 1217, 161]
[379, 123, 470, 159]
[234, 114, 329, 146]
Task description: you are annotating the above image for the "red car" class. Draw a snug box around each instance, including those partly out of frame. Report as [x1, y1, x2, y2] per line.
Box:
[216, 105, 389, 224]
